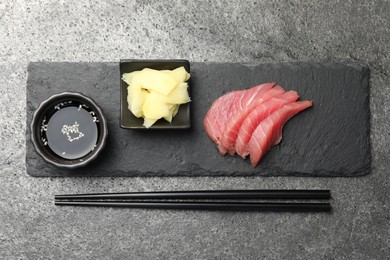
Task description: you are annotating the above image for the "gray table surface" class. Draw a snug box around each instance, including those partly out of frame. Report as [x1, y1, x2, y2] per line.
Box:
[1, 1, 389, 259]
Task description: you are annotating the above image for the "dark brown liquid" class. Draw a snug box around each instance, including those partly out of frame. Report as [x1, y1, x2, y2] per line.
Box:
[46, 106, 98, 160]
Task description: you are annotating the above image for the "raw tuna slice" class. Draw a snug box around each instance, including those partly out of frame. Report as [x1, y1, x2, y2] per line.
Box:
[219, 85, 286, 155]
[204, 82, 275, 146]
[204, 90, 245, 144]
[235, 91, 300, 158]
[248, 101, 313, 167]
[240, 82, 275, 110]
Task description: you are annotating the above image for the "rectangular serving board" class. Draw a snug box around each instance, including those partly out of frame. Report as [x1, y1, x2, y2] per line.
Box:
[26, 62, 370, 177]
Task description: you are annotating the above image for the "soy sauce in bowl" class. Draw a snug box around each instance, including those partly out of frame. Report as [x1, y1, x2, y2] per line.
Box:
[31, 92, 108, 169]
[45, 106, 98, 160]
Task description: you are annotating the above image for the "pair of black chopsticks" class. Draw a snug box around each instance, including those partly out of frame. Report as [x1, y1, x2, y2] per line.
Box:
[55, 190, 331, 212]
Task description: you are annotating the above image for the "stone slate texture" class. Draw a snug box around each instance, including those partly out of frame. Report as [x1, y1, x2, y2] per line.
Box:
[26, 62, 370, 177]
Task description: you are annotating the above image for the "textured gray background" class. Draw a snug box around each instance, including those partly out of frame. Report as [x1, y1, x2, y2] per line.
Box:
[1, 0, 389, 259]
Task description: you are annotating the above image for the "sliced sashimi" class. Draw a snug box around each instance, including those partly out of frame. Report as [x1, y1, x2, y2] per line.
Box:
[219, 85, 285, 155]
[204, 82, 275, 146]
[240, 82, 275, 110]
[204, 90, 246, 144]
[235, 91, 300, 158]
[248, 101, 313, 167]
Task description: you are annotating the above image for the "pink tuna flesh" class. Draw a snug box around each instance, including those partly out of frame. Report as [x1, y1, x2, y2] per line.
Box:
[204, 82, 275, 148]
[248, 101, 313, 167]
[219, 85, 285, 155]
[235, 91, 300, 158]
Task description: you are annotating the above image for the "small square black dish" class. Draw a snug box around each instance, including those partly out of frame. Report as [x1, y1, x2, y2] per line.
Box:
[120, 59, 191, 129]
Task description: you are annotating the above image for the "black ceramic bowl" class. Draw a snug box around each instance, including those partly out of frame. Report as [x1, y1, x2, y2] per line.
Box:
[31, 92, 108, 169]
[120, 59, 191, 129]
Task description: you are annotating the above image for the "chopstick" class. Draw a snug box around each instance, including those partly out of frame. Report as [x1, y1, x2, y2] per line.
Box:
[55, 189, 330, 200]
[55, 189, 331, 212]
[54, 200, 331, 212]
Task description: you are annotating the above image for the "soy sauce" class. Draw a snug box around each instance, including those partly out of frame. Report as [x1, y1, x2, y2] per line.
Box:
[46, 106, 98, 160]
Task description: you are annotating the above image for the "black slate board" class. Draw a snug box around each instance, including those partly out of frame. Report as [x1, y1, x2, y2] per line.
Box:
[26, 62, 370, 177]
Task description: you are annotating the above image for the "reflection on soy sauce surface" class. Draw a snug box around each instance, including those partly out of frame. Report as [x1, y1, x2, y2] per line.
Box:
[45, 106, 98, 160]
